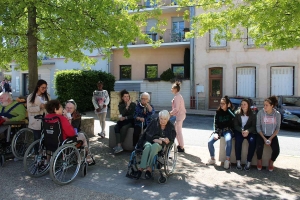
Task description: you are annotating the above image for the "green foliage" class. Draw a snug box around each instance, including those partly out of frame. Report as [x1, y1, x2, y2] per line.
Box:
[4, 75, 11, 81]
[0, 0, 165, 92]
[54, 70, 115, 112]
[180, 0, 300, 50]
[160, 68, 175, 81]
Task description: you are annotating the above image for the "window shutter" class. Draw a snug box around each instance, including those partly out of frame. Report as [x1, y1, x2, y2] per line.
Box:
[237, 67, 255, 97]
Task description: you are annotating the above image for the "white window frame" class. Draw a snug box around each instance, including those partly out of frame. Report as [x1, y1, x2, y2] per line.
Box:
[209, 29, 227, 47]
[236, 67, 256, 97]
[271, 66, 294, 96]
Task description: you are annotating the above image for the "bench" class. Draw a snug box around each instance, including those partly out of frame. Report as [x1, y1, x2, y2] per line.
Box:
[219, 137, 272, 167]
[109, 125, 135, 151]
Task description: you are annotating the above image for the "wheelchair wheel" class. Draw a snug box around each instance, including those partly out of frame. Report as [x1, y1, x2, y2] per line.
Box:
[80, 162, 88, 177]
[158, 175, 167, 184]
[49, 144, 81, 185]
[164, 143, 177, 176]
[23, 140, 50, 177]
[12, 128, 34, 160]
[0, 155, 5, 167]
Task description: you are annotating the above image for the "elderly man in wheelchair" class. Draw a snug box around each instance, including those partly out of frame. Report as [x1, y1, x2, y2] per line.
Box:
[23, 100, 95, 185]
[126, 110, 177, 183]
[0, 92, 27, 165]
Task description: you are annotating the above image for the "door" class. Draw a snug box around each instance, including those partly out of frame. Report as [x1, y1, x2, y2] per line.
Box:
[23, 74, 29, 96]
[209, 68, 223, 109]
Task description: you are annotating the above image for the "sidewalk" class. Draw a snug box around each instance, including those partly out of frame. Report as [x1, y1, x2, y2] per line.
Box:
[86, 112, 300, 199]
[154, 106, 215, 116]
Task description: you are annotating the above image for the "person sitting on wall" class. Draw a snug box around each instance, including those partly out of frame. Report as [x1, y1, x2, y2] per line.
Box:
[113, 89, 136, 154]
[0, 92, 26, 140]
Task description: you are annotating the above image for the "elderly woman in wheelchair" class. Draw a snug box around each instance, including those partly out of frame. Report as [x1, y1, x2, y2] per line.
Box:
[126, 110, 177, 183]
[23, 100, 94, 185]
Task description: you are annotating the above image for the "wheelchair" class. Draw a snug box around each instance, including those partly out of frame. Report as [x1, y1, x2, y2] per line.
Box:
[0, 121, 29, 167]
[23, 116, 95, 185]
[126, 142, 177, 184]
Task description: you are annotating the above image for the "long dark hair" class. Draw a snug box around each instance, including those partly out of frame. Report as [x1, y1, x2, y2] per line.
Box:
[217, 96, 233, 111]
[237, 99, 252, 116]
[29, 79, 49, 104]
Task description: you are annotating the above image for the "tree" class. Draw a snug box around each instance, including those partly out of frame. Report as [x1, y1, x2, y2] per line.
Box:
[180, 0, 300, 50]
[0, 0, 162, 92]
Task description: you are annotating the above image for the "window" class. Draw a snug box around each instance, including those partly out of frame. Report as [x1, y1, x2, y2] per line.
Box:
[209, 29, 227, 47]
[271, 66, 294, 95]
[236, 67, 256, 97]
[145, 65, 158, 79]
[120, 65, 131, 80]
[172, 64, 184, 78]
[145, 0, 157, 8]
[171, 17, 184, 42]
[247, 28, 255, 46]
[146, 19, 158, 41]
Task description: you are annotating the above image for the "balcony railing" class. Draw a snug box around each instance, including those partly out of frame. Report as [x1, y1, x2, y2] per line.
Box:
[131, 29, 189, 45]
[137, 0, 178, 8]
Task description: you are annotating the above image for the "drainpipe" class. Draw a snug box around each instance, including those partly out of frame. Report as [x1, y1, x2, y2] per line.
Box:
[190, 6, 195, 109]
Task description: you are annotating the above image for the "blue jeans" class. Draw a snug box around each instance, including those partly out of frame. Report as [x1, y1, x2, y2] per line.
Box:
[234, 130, 256, 162]
[208, 130, 232, 158]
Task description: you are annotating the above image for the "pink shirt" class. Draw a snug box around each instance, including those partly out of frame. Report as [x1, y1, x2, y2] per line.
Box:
[170, 92, 186, 121]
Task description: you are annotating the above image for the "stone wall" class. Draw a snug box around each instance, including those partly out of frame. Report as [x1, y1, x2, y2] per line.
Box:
[80, 116, 95, 138]
[110, 91, 140, 121]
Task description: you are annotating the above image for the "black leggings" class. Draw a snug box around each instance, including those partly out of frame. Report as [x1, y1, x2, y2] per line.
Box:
[256, 135, 280, 161]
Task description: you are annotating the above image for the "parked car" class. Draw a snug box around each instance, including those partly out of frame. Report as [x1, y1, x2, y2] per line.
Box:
[277, 96, 300, 128]
[228, 96, 258, 114]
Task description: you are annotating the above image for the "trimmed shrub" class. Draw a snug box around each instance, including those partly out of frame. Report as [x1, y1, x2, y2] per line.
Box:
[54, 70, 115, 112]
[160, 68, 175, 82]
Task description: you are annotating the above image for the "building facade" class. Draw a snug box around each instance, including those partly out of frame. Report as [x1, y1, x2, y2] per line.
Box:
[10, 49, 109, 99]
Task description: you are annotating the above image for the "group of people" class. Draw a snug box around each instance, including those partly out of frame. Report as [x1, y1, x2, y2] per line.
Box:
[111, 81, 187, 155]
[207, 95, 281, 172]
[0, 79, 94, 165]
[0, 79, 11, 93]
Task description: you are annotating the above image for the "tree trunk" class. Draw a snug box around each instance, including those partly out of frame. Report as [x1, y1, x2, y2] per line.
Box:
[27, 5, 38, 94]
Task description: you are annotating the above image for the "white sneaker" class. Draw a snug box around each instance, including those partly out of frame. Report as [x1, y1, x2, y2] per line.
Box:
[114, 146, 123, 154]
[206, 158, 216, 165]
[113, 146, 118, 150]
[224, 160, 230, 169]
[98, 132, 105, 138]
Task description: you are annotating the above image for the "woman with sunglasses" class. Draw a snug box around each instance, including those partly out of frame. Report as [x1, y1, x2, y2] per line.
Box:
[27, 79, 50, 142]
[206, 96, 235, 169]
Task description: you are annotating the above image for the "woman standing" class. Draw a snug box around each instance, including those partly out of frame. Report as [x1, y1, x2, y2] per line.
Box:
[256, 96, 281, 171]
[207, 96, 235, 169]
[234, 99, 257, 171]
[170, 81, 186, 152]
[27, 79, 50, 142]
[92, 81, 110, 138]
[113, 89, 136, 154]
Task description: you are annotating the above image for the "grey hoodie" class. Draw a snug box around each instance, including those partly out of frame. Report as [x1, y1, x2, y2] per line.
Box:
[256, 109, 281, 136]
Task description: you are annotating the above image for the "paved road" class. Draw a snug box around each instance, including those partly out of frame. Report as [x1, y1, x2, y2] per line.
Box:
[0, 114, 299, 200]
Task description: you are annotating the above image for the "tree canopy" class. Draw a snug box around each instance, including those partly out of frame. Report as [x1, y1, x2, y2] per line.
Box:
[180, 0, 300, 50]
[0, 0, 162, 92]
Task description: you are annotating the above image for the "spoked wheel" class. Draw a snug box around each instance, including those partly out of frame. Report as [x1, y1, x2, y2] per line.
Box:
[0, 155, 5, 167]
[49, 144, 81, 185]
[12, 128, 34, 160]
[164, 143, 177, 176]
[158, 175, 167, 184]
[23, 140, 50, 177]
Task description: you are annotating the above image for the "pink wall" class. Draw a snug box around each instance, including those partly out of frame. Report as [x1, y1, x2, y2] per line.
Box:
[112, 47, 187, 80]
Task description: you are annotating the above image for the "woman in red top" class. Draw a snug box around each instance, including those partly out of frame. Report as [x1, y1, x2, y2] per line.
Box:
[45, 100, 92, 162]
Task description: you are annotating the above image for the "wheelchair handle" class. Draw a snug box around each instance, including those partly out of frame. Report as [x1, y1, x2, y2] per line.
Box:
[34, 115, 44, 119]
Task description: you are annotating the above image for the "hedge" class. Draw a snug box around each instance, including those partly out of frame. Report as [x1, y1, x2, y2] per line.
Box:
[54, 70, 115, 112]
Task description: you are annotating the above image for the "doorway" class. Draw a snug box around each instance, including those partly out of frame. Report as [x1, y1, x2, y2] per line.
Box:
[209, 68, 223, 109]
